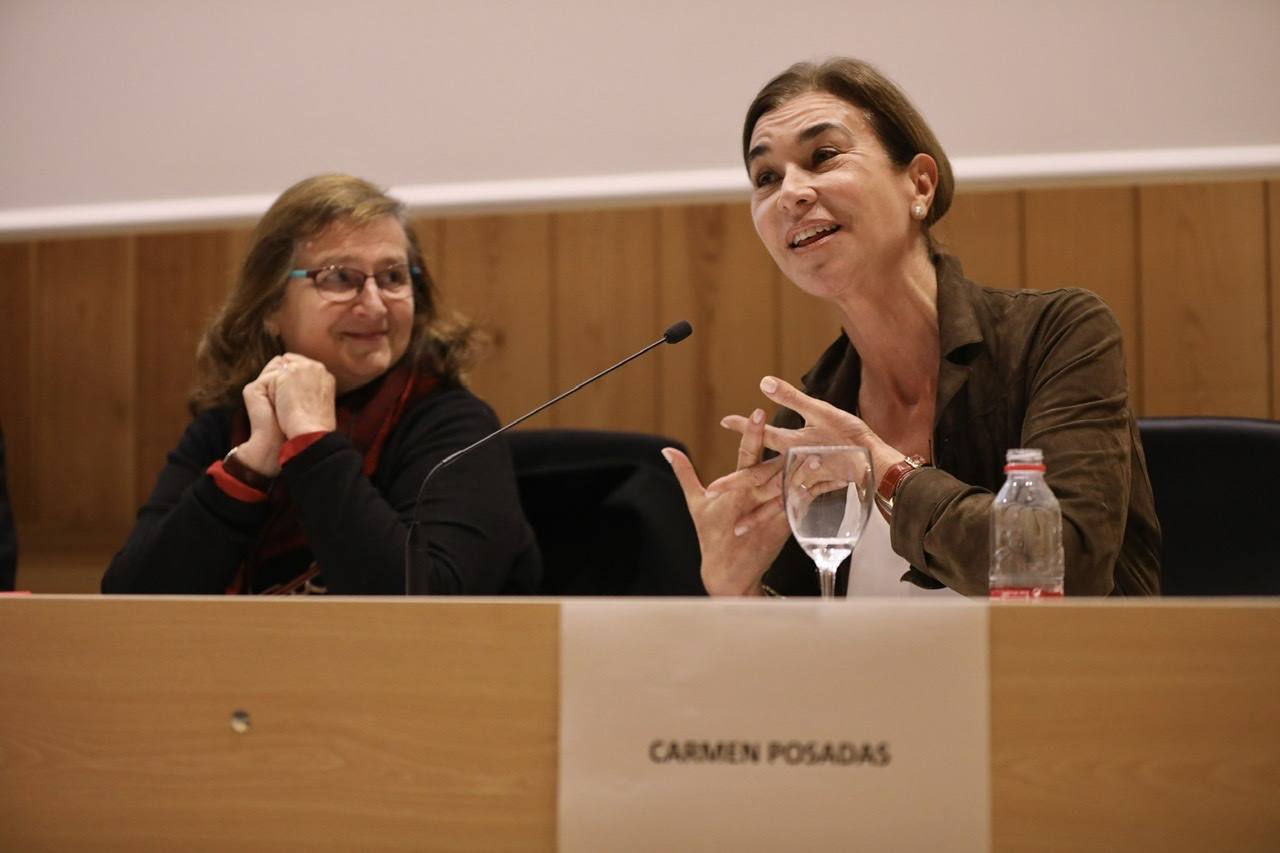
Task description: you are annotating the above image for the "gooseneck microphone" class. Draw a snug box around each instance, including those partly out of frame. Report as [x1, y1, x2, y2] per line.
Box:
[403, 320, 694, 593]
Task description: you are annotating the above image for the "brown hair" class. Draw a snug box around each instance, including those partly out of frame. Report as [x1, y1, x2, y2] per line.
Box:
[742, 58, 954, 229]
[188, 174, 479, 413]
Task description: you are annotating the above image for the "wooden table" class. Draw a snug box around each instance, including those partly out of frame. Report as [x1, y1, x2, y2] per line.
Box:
[1, 597, 1277, 852]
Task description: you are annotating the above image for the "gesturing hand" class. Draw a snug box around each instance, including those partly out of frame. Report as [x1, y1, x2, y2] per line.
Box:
[664, 407, 792, 597]
[720, 376, 879, 454]
[270, 354, 337, 439]
[716, 376, 906, 496]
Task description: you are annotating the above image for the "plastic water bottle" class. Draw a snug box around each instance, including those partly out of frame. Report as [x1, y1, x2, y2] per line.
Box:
[989, 448, 1065, 599]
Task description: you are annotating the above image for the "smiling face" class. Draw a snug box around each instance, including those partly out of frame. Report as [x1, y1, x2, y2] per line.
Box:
[747, 92, 934, 299]
[267, 215, 415, 394]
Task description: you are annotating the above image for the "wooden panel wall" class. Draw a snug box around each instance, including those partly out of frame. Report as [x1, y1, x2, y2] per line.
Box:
[660, 205, 779, 476]
[0, 243, 34, 519]
[1024, 188, 1142, 410]
[555, 209, 662, 431]
[431, 214, 553, 428]
[1140, 183, 1271, 416]
[1, 179, 1276, 590]
[31, 239, 136, 532]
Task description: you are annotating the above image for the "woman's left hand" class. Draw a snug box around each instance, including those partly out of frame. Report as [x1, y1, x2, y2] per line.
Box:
[270, 354, 337, 439]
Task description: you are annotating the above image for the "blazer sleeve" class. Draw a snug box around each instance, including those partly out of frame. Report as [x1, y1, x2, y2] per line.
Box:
[890, 290, 1136, 595]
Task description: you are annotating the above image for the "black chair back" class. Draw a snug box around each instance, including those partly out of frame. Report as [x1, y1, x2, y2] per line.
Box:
[507, 429, 705, 595]
[1139, 417, 1280, 595]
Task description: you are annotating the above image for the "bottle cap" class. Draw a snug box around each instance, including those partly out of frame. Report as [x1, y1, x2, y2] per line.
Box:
[1004, 447, 1045, 472]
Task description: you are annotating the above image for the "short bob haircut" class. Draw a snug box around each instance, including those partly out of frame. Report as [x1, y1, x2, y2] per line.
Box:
[742, 58, 954, 230]
[189, 174, 478, 413]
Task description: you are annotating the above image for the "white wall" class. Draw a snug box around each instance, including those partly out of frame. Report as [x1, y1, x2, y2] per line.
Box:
[2, 0, 1278, 231]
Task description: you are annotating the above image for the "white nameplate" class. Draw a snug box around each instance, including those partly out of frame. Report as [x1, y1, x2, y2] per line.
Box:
[559, 599, 990, 852]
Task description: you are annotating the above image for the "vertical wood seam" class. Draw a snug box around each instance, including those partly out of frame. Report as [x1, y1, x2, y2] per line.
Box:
[27, 240, 38, 437]
[652, 206, 664, 431]
[1263, 183, 1275, 418]
[1016, 191, 1027, 290]
[1131, 186, 1145, 416]
[547, 214, 560, 426]
[124, 235, 140, 510]
[28, 240, 42, 524]
[132, 234, 146, 508]
[23, 241, 38, 522]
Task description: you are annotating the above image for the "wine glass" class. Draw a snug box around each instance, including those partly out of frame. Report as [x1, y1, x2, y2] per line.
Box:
[782, 445, 874, 599]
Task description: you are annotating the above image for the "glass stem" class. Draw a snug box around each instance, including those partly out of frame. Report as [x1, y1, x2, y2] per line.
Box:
[816, 563, 838, 599]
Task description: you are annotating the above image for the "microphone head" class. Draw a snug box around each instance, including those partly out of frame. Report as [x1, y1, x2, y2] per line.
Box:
[663, 320, 693, 344]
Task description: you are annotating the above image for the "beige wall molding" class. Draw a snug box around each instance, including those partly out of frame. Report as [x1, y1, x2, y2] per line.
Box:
[3, 145, 1279, 240]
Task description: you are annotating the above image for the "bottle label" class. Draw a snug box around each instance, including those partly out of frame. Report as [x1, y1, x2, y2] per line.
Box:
[989, 586, 1064, 600]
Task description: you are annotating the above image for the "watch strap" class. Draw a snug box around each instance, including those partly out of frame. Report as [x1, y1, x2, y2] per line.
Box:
[222, 445, 275, 493]
[875, 455, 926, 517]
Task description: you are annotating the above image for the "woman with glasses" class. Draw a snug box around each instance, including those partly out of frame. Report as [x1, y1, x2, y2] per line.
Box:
[103, 174, 540, 595]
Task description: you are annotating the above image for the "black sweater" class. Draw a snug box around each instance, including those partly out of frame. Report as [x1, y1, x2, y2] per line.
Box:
[103, 384, 540, 595]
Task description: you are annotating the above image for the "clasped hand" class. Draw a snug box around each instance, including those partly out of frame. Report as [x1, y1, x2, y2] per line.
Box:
[236, 354, 337, 477]
[665, 375, 885, 596]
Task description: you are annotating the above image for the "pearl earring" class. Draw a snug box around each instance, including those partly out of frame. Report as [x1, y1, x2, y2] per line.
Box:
[912, 202, 927, 219]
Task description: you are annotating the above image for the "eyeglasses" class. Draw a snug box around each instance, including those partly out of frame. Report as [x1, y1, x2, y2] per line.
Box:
[288, 263, 418, 303]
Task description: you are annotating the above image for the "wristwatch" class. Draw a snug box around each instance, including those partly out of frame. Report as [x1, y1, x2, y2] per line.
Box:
[223, 445, 275, 492]
[875, 455, 926, 518]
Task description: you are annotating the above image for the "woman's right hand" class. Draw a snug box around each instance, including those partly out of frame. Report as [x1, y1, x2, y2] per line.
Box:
[664, 408, 792, 596]
[235, 356, 289, 477]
